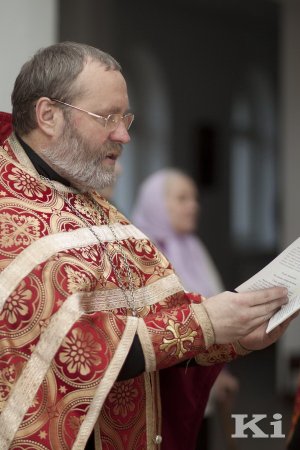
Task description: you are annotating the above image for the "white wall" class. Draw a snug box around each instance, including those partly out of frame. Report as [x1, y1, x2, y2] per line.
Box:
[0, 0, 58, 112]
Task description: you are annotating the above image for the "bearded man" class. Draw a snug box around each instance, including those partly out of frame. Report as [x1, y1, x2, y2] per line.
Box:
[0, 42, 291, 450]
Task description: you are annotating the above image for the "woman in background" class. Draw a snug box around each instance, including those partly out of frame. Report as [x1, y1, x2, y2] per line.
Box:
[132, 168, 239, 450]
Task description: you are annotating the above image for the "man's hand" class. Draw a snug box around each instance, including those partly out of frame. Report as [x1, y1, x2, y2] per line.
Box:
[202, 287, 288, 344]
[238, 312, 298, 351]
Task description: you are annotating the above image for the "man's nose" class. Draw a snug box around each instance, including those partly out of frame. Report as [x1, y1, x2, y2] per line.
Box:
[109, 121, 131, 144]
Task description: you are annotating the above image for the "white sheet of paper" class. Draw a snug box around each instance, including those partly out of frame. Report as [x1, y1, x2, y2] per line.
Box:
[235, 237, 300, 333]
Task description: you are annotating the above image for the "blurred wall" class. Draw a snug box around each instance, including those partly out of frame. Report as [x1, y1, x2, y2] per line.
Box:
[60, 0, 279, 291]
[276, 0, 300, 396]
[280, 0, 300, 248]
[0, 0, 58, 112]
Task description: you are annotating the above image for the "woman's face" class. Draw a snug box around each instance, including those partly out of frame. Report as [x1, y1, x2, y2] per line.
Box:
[165, 174, 199, 234]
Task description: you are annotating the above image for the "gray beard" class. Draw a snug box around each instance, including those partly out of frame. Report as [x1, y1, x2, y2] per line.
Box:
[42, 123, 119, 192]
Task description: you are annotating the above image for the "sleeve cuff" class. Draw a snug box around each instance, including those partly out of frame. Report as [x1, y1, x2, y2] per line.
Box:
[191, 302, 215, 349]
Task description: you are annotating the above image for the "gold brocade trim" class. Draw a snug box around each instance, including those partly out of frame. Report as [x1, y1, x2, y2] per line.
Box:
[7, 134, 36, 172]
[0, 292, 84, 450]
[94, 424, 102, 450]
[6, 134, 77, 193]
[155, 372, 162, 449]
[72, 316, 138, 450]
[0, 223, 146, 312]
[83, 273, 183, 311]
[194, 343, 236, 366]
[144, 372, 161, 449]
[232, 340, 252, 356]
[191, 303, 215, 349]
[137, 319, 157, 372]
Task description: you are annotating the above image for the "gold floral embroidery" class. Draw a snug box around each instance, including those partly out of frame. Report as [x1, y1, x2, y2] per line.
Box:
[160, 320, 197, 358]
[7, 167, 47, 198]
[39, 318, 51, 333]
[153, 265, 166, 277]
[0, 212, 41, 248]
[69, 414, 86, 434]
[113, 259, 141, 289]
[153, 308, 179, 326]
[59, 328, 102, 376]
[195, 344, 236, 366]
[47, 404, 60, 419]
[0, 281, 31, 324]
[0, 364, 20, 411]
[73, 197, 100, 223]
[64, 266, 93, 293]
[78, 245, 100, 262]
[108, 380, 138, 418]
[134, 239, 153, 254]
[128, 270, 143, 289]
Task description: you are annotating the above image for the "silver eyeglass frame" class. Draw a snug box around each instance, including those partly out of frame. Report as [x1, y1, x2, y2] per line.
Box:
[50, 98, 134, 131]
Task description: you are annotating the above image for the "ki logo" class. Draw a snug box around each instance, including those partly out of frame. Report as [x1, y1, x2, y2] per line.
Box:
[231, 413, 285, 438]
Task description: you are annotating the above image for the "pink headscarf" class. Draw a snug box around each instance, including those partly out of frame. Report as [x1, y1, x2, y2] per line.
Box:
[131, 168, 224, 297]
[132, 168, 225, 450]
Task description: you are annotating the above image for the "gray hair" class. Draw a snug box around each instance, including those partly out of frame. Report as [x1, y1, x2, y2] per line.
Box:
[11, 41, 121, 135]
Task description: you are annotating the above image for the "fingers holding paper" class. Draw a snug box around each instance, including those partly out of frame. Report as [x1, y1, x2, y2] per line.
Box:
[238, 310, 299, 351]
[202, 287, 288, 344]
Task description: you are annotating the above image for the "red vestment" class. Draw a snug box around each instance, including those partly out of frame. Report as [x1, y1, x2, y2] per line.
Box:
[0, 122, 240, 449]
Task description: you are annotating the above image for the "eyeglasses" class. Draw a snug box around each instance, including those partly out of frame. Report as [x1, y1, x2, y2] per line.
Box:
[50, 98, 134, 131]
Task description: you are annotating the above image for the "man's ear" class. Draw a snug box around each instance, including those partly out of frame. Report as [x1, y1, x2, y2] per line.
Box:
[35, 97, 62, 137]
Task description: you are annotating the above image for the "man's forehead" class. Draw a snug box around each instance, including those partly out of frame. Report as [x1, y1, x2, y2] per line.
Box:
[75, 60, 126, 95]
[77, 60, 121, 85]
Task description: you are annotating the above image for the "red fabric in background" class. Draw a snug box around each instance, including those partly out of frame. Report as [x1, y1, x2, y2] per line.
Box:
[0, 111, 13, 145]
[160, 362, 224, 450]
[288, 384, 300, 446]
